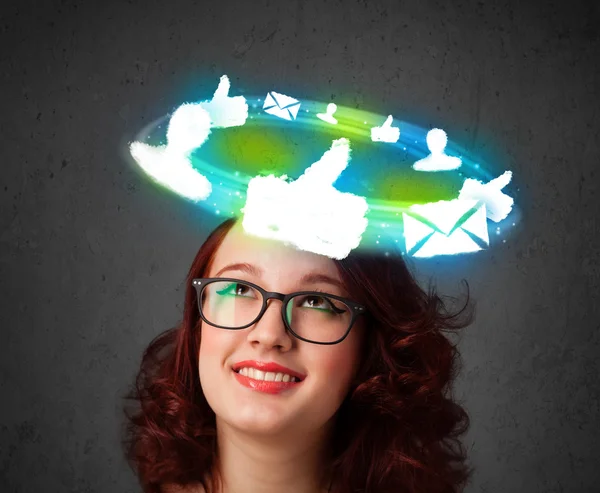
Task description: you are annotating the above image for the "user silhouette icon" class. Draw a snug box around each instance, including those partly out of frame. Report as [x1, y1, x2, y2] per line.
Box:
[317, 103, 338, 125]
[413, 128, 462, 172]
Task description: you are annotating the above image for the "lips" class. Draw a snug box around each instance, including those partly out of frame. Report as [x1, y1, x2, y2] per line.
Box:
[231, 360, 306, 381]
[233, 370, 302, 394]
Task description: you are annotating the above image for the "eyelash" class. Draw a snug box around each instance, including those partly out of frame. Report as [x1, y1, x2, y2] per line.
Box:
[223, 280, 336, 298]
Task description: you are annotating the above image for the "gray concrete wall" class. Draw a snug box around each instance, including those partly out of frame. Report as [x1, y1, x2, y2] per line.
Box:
[1, 0, 598, 491]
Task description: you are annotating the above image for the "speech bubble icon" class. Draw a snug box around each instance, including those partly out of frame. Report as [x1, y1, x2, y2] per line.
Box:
[241, 138, 369, 259]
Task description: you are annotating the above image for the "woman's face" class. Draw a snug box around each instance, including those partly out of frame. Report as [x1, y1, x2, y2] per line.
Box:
[198, 222, 364, 439]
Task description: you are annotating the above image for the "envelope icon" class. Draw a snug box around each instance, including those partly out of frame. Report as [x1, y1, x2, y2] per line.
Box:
[402, 199, 489, 257]
[263, 91, 301, 120]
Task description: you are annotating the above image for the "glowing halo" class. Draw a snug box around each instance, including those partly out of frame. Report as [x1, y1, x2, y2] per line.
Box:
[127, 93, 521, 258]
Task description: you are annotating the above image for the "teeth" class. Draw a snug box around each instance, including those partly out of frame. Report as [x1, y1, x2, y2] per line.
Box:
[237, 367, 298, 383]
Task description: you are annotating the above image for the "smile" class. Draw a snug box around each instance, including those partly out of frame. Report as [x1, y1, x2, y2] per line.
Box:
[233, 369, 303, 394]
[234, 367, 300, 382]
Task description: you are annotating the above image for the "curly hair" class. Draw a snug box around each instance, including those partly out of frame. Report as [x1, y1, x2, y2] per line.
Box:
[122, 216, 475, 493]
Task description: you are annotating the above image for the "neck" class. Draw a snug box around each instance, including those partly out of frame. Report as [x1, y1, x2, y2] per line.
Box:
[211, 417, 334, 493]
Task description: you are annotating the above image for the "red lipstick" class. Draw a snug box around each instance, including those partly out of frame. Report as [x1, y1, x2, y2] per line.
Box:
[231, 360, 306, 395]
[231, 360, 306, 381]
[233, 370, 302, 394]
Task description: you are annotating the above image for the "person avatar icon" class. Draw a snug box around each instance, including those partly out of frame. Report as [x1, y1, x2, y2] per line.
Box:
[317, 103, 338, 125]
[413, 128, 462, 172]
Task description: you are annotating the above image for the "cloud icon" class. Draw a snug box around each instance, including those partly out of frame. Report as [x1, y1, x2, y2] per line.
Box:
[241, 138, 369, 259]
[458, 170, 514, 223]
[129, 103, 213, 201]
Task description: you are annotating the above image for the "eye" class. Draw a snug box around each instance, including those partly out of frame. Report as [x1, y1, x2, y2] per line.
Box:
[302, 295, 327, 309]
[299, 295, 345, 314]
[217, 282, 254, 297]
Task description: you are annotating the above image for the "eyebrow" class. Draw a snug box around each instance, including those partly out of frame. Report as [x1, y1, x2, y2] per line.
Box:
[213, 263, 345, 290]
[214, 262, 262, 278]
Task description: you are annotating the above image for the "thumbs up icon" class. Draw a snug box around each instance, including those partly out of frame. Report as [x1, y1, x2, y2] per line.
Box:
[458, 171, 514, 222]
[241, 138, 369, 259]
[370, 115, 400, 143]
[198, 74, 249, 128]
[128, 74, 248, 201]
[129, 103, 213, 201]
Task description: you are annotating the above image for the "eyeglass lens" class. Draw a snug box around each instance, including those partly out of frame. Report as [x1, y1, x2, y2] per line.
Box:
[200, 280, 352, 344]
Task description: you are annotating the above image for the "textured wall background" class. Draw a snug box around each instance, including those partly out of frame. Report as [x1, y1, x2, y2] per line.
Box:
[1, 0, 599, 492]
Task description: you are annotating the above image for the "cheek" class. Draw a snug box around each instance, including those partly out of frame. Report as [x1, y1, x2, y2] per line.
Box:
[319, 329, 364, 384]
[198, 324, 227, 382]
[318, 349, 354, 375]
[198, 323, 218, 356]
[313, 340, 362, 389]
[198, 323, 242, 371]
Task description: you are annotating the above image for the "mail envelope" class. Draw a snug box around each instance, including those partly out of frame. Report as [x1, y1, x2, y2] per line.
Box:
[263, 91, 302, 121]
[241, 175, 368, 260]
[402, 198, 489, 257]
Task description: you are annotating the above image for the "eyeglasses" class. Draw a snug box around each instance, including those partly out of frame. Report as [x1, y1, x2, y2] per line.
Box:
[192, 278, 367, 345]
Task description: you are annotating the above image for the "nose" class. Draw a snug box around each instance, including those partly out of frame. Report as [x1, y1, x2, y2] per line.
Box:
[259, 297, 286, 326]
[249, 297, 292, 346]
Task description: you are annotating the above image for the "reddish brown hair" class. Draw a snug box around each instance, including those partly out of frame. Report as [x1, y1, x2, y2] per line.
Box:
[123, 216, 475, 493]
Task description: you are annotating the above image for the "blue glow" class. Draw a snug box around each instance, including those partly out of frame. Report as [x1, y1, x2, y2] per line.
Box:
[128, 81, 521, 258]
[317, 103, 339, 125]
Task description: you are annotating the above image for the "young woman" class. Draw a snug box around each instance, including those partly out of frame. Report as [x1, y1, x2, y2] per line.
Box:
[123, 216, 474, 493]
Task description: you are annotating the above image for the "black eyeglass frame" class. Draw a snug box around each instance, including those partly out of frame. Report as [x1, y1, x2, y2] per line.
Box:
[192, 277, 367, 345]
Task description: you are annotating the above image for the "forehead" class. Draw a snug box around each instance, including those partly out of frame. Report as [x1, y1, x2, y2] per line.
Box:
[208, 222, 340, 280]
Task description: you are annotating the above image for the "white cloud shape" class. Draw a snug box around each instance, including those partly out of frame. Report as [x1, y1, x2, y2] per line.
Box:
[263, 91, 302, 121]
[403, 198, 489, 257]
[241, 138, 369, 259]
[370, 115, 400, 143]
[413, 128, 462, 172]
[198, 75, 249, 128]
[129, 103, 212, 201]
[458, 170, 514, 223]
